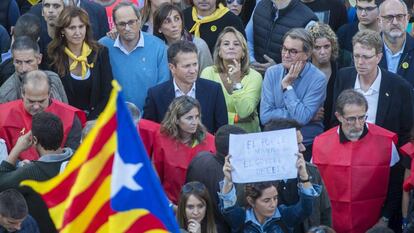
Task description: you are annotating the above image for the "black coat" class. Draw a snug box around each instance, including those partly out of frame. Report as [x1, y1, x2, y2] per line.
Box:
[331, 66, 413, 147]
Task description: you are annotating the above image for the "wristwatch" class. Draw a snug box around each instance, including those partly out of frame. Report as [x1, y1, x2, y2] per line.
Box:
[298, 175, 311, 183]
[233, 83, 243, 91]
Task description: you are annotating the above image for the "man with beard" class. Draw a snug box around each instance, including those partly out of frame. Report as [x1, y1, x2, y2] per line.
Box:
[378, 0, 414, 87]
[313, 89, 399, 232]
[332, 30, 413, 231]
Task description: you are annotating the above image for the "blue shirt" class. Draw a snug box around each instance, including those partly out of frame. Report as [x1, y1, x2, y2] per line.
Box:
[384, 40, 405, 74]
[260, 62, 327, 145]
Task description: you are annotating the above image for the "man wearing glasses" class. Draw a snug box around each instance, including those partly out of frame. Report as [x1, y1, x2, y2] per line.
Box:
[332, 29, 413, 231]
[378, 0, 414, 87]
[337, 0, 381, 55]
[313, 89, 400, 232]
[260, 28, 327, 162]
[99, 1, 169, 110]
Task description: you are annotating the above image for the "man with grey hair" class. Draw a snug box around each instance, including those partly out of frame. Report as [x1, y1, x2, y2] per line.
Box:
[260, 28, 327, 161]
[313, 89, 399, 232]
[99, 1, 169, 110]
[332, 29, 413, 230]
[378, 0, 414, 87]
[0, 36, 67, 103]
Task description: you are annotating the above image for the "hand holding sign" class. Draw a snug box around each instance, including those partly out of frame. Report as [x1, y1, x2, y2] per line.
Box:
[229, 129, 298, 183]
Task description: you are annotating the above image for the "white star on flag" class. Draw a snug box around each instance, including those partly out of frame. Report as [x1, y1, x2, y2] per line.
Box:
[111, 151, 142, 198]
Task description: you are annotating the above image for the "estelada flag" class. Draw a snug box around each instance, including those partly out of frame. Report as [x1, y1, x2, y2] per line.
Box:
[21, 81, 180, 233]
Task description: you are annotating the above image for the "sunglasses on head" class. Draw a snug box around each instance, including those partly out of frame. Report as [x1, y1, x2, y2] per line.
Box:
[226, 0, 245, 5]
[182, 182, 206, 194]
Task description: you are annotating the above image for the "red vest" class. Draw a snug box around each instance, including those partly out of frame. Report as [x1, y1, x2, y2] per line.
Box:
[137, 119, 160, 158]
[313, 123, 397, 233]
[0, 99, 86, 160]
[153, 132, 216, 204]
[400, 142, 414, 191]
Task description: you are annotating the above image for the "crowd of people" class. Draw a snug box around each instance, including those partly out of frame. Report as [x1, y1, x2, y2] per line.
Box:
[1, 0, 414, 232]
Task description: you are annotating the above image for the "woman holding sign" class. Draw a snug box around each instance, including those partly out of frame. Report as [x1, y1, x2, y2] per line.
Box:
[219, 154, 320, 232]
[153, 96, 215, 205]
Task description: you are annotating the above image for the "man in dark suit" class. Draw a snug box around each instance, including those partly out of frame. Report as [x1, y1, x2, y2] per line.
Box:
[143, 40, 227, 133]
[332, 30, 413, 231]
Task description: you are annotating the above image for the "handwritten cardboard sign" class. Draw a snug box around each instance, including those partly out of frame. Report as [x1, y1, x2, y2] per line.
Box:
[229, 128, 298, 183]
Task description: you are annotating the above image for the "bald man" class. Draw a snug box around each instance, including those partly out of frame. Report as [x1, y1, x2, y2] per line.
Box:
[378, 0, 414, 87]
[0, 70, 86, 161]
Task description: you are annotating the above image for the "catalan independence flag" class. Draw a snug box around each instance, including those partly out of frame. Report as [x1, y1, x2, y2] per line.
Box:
[21, 81, 180, 233]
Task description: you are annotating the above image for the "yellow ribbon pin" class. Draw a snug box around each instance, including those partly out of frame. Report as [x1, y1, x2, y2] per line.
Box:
[402, 62, 409, 69]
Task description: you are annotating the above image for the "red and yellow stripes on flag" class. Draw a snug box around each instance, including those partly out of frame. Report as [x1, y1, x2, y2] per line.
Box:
[21, 81, 168, 233]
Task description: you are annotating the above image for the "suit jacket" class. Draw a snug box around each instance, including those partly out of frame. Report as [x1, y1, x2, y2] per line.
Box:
[143, 78, 228, 133]
[379, 33, 414, 88]
[331, 66, 413, 147]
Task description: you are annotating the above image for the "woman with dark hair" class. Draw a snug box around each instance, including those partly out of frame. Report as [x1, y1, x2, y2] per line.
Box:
[141, 0, 172, 33]
[153, 3, 213, 72]
[153, 96, 215, 205]
[219, 154, 320, 232]
[201, 26, 261, 133]
[48, 6, 112, 120]
[177, 181, 218, 233]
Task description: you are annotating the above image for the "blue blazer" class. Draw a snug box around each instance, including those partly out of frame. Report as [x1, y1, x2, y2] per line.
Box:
[143, 78, 228, 133]
[379, 33, 414, 89]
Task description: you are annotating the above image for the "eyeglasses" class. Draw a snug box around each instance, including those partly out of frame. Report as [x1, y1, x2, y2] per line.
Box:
[181, 182, 206, 194]
[355, 5, 377, 13]
[226, 0, 245, 5]
[381, 14, 407, 22]
[281, 46, 303, 56]
[353, 53, 377, 61]
[343, 115, 368, 124]
[116, 19, 139, 29]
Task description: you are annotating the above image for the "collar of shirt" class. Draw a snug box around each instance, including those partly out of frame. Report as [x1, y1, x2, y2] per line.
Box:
[245, 207, 281, 227]
[114, 31, 144, 55]
[384, 38, 405, 56]
[173, 78, 196, 98]
[0, 49, 11, 64]
[338, 123, 369, 143]
[354, 67, 382, 95]
[384, 39, 405, 73]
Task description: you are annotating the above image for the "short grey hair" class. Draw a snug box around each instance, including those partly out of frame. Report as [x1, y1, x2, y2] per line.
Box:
[112, 1, 141, 24]
[283, 28, 314, 54]
[335, 89, 368, 115]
